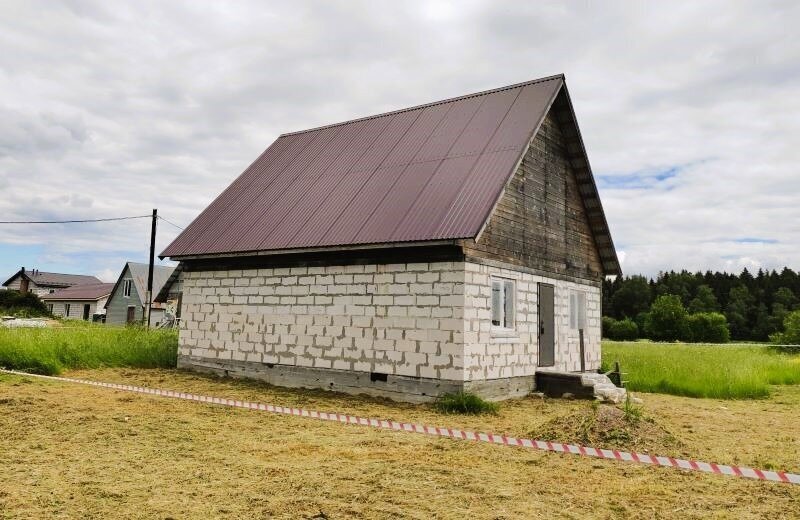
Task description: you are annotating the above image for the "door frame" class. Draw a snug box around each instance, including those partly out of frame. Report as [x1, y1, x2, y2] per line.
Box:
[126, 305, 136, 324]
[538, 283, 556, 367]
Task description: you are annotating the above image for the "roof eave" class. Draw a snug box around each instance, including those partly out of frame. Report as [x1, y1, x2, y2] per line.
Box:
[162, 239, 464, 262]
[553, 81, 622, 277]
[42, 294, 112, 302]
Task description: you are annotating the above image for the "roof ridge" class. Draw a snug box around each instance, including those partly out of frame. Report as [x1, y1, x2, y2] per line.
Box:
[279, 74, 565, 138]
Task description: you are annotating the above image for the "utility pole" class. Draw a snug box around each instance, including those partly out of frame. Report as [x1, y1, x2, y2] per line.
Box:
[145, 208, 157, 328]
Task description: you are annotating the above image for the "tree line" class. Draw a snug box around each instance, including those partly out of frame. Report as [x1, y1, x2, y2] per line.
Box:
[602, 267, 800, 343]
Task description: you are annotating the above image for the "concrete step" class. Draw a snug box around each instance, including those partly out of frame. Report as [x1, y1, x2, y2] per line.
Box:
[535, 371, 627, 403]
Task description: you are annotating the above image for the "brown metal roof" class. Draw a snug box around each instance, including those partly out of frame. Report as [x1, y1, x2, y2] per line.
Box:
[160, 75, 620, 275]
[162, 75, 565, 258]
[41, 283, 114, 301]
[2, 269, 102, 288]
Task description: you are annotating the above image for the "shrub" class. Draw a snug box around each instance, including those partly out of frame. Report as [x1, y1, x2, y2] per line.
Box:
[644, 295, 689, 342]
[771, 310, 800, 346]
[434, 392, 499, 415]
[608, 318, 639, 341]
[0, 290, 50, 317]
[686, 312, 730, 343]
[602, 316, 616, 339]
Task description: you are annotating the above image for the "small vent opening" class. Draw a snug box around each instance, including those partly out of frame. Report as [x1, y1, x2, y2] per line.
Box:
[370, 372, 388, 383]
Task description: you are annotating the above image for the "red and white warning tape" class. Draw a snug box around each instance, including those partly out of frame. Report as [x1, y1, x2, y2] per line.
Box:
[2, 368, 798, 485]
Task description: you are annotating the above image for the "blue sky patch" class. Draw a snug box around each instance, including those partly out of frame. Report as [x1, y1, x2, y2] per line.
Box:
[731, 237, 779, 244]
[597, 165, 681, 190]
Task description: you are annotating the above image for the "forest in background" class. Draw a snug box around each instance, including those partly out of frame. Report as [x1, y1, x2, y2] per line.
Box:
[602, 267, 800, 343]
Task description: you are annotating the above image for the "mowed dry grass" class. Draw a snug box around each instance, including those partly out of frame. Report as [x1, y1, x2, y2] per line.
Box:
[0, 369, 798, 519]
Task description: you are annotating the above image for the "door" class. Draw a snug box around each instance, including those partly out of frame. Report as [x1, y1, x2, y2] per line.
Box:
[538, 283, 555, 367]
[126, 306, 136, 324]
[82, 304, 91, 321]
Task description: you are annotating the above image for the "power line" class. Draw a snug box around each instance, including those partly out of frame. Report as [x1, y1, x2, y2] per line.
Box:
[157, 215, 185, 231]
[0, 215, 152, 224]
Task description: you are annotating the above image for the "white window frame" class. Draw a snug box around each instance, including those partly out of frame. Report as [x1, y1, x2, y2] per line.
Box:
[569, 290, 587, 331]
[490, 277, 516, 331]
[123, 279, 132, 298]
[65, 303, 71, 317]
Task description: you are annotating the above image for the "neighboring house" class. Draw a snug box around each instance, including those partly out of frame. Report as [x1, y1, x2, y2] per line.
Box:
[105, 262, 175, 325]
[160, 74, 620, 402]
[41, 283, 114, 321]
[2, 268, 102, 297]
[154, 263, 184, 322]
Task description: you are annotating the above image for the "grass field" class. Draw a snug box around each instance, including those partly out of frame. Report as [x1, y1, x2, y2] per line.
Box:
[1, 368, 799, 518]
[0, 325, 177, 375]
[602, 341, 800, 399]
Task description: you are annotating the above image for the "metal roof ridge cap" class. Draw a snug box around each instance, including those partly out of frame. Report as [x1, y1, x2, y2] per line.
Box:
[278, 74, 565, 138]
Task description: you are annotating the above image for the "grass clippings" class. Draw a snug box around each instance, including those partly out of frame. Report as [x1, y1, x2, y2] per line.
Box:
[529, 402, 683, 455]
[1, 368, 799, 518]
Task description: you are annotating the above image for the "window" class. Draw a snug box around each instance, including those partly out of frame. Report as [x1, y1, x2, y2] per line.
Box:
[65, 303, 71, 317]
[49, 289, 55, 294]
[569, 290, 587, 330]
[123, 279, 132, 298]
[47, 304, 53, 313]
[491, 278, 515, 329]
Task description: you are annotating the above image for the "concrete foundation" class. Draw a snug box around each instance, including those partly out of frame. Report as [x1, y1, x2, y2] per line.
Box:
[178, 355, 535, 403]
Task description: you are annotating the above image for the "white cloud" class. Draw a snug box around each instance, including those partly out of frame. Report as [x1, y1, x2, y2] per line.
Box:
[0, 0, 798, 278]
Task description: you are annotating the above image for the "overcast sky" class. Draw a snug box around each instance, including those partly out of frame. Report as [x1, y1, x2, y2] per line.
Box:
[1, 0, 798, 282]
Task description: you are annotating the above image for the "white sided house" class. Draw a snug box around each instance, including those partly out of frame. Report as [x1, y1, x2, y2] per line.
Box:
[2, 268, 102, 297]
[41, 283, 114, 321]
[161, 75, 620, 402]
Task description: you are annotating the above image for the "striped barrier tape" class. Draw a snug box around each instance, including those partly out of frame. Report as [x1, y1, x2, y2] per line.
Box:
[1, 368, 798, 485]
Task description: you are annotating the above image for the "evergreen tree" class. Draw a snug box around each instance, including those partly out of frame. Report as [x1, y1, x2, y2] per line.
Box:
[725, 286, 752, 341]
[688, 285, 719, 313]
[751, 303, 773, 341]
[610, 276, 652, 319]
[602, 267, 800, 341]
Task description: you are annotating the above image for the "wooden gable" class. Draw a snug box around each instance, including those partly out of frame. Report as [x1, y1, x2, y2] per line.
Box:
[464, 91, 609, 282]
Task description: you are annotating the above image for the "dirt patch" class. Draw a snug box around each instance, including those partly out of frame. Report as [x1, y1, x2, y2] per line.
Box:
[529, 403, 684, 455]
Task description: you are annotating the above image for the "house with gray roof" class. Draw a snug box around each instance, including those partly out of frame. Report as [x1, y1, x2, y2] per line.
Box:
[2, 268, 102, 297]
[160, 74, 620, 402]
[104, 262, 175, 325]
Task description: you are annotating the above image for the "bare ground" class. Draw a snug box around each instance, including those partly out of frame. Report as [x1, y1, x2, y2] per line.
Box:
[1, 368, 798, 519]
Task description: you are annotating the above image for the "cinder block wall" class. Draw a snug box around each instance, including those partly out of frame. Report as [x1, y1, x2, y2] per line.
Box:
[179, 260, 601, 400]
[463, 262, 601, 380]
[180, 262, 467, 382]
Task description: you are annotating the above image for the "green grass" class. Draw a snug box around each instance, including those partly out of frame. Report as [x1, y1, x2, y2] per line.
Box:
[434, 392, 499, 414]
[602, 341, 800, 399]
[0, 324, 178, 375]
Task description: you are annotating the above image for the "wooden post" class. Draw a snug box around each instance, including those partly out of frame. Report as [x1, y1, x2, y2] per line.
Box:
[145, 209, 157, 328]
[579, 328, 585, 372]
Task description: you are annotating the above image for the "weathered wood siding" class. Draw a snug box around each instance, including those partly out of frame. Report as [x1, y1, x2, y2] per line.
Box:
[464, 109, 603, 282]
[105, 266, 143, 324]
